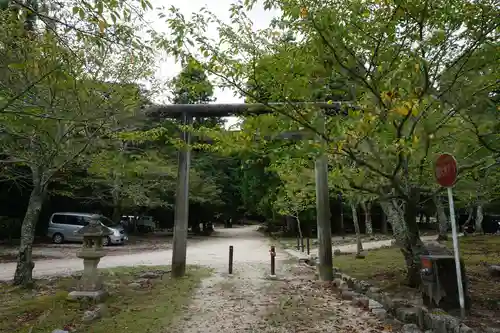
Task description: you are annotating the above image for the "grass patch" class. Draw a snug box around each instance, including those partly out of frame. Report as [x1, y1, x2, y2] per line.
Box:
[275, 233, 396, 251]
[333, 235, 500, 327]
[276, 237, 303, 250]
[0, 265, 211, 333]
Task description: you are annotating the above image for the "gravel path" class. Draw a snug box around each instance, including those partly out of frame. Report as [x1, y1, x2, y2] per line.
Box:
[165, 227, 388, 333]
[170, 259, 389, 333]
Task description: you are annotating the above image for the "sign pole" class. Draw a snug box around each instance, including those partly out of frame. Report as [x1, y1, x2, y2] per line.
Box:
[435, 153, 465, 319]
[447, 186, 465, 319]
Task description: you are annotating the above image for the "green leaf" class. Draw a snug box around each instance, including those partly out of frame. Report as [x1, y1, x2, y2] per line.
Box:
[7, 63, 25, 69]
[78, 7, 85, 20]
[96, 1, 103, 15]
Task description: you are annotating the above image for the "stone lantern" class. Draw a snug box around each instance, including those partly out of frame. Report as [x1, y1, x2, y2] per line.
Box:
[68, 217, 112, 301]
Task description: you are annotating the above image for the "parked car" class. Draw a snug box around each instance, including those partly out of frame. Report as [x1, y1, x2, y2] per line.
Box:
[120, 215, 156, 233]
[47, 212, 128, 246]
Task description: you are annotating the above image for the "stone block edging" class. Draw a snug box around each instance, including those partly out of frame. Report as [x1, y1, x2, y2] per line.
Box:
[298, 258, 487, 333]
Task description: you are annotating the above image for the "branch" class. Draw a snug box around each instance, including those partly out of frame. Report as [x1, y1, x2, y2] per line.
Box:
[393, 110, 414, 178]
[459, 158, 493, 174]
[43, 119, 109, 186]
[343, 148, 409, 201]
[434, 21, 499, 100]
[11, 0, 143, 50]
[343, 148, 391, 179]
[0, 65, 62, 115]
[462, 113, 500, 155]
[422, 159, 498, 199]
[308, 16, 385, 109]
[0, 158, 25, 164]
[362, 5, 402, 80]
[201, 62, 333, 143]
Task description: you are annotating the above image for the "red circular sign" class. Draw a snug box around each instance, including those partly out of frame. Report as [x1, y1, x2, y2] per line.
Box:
[435, 154, 458, 187]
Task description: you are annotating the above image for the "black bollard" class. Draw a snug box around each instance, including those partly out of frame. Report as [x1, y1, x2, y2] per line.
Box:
[229, 245, 234, 274]
[270, 246, 276, 276]
[306, 237, 310, 255]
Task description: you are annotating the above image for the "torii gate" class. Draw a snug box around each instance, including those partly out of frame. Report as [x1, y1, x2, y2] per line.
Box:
[147, 102, 352, 281]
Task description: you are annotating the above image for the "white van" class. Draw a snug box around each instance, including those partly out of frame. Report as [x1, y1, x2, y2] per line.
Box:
[47, 212, 128, 246]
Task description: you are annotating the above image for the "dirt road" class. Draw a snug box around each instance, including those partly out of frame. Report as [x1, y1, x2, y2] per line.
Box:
[0, 227, 262, 280]
[0, 232, 204, 263]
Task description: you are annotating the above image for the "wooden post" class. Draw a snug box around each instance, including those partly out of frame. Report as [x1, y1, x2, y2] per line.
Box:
[228, 245, 234, 274]
[171, 112, 192, 278]
[270, 246, 276, 276]
[315, 111, 333, 281]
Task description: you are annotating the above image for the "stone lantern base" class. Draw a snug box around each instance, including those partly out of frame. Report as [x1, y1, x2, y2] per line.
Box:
[67, 249, 109, 302]
[67, 289, 108, 302]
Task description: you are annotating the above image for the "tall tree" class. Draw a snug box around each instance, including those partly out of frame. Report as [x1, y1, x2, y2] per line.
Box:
[433, 194, 449, 241]
[360, 201, 373, 236]
[0, 5, 153, 286]
[171, 56, 224, 128]
[350, 202, 363, 257]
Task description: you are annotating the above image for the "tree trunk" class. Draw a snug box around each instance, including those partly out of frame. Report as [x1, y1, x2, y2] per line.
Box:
[112, 206, 122, 224]
[462, 207, 473, 235]
[350, 203, 363, 255]
[295, 215, 303, 247]
[111, 169, 122, 223]
[13, 182, 45, 287]
[381, 208, 388, 234]
[339, 200, 345, 236]
[268, 211, 275, 233]
[475, 205, 484, 234]
[192, 222, 201, 235]
[360, 201, 373, 236]
[285, 215, 296, 235]
[380, 190, 426, 288]
[433, 195, 448, 241]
